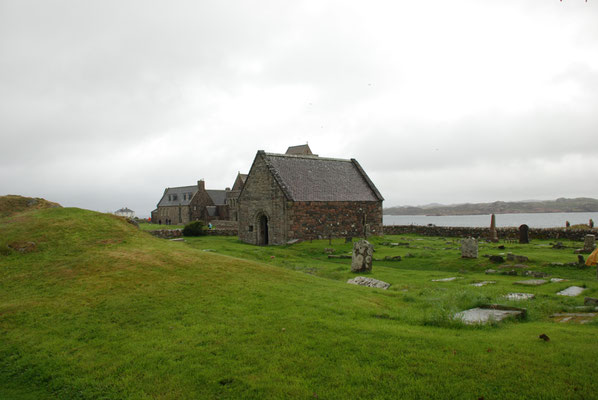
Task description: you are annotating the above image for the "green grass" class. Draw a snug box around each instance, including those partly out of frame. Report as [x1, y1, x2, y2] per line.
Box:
[1, 208, 598, 399]
[138, 222, 184, 231]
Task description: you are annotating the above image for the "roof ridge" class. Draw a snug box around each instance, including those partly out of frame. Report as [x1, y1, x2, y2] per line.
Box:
[264, 152, 351, 163]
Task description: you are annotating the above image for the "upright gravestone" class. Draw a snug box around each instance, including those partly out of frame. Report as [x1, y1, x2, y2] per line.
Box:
[519, 224, 529, 244]
[489, 214, 499, 243]
[584, 234, 596, 253]
[351, 239, 373, 273]
[461, 238, 478, 258]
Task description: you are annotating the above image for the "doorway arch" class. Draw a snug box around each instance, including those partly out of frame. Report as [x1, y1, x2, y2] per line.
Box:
[257, 213, 269, 245]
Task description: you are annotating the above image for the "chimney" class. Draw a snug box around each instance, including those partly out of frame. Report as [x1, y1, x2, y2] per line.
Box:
[198, 179, 205, 191]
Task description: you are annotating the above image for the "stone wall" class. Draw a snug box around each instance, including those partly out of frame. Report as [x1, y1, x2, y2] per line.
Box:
[238, 153, 287, 245]
[383, 225, 597, 241]
[153, 205, 190, 225]
[287, 201, 383, 240]
[147, 229, 183, 239]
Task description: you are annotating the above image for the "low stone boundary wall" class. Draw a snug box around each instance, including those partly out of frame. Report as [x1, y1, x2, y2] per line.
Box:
[205, 229, 238, 236]
[383, 225, 597, 241]
[148, 228, 239, 238]
[148, 229, 183, 239]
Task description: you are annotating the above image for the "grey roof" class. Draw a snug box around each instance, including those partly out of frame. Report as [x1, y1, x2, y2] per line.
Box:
[206, 190, 227, 206]
[286, 144, 313, 155]
[115, 207, 134, 213]
[157, 185, 198, 207]
[261, 152, 384, 202]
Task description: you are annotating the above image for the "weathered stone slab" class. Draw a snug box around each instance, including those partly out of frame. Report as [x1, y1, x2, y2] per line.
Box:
[485, 269, 498, 274]
[455, 306, 525, 325]
[351, 240, 373, 273]
[347, 276, 390, 290]
[519, 224, 529, 244]
[551, 313, 597, 324]
[584, 234, 596, 252]
[489, 255, 505, 263]
[550, 278, 567, 283]
[432, 277, 458, 282]
[471, 281, 496, 287]
[505, 293, 535, 301]
[514, 279, 548, 286]
[460, 238, 478, 258]
[556, 286, 586, 297]
[584, 297, 598, 306]
[507, 253, 529, 263]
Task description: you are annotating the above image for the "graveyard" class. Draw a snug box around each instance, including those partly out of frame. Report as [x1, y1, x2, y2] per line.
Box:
[1, 207, 598, 399]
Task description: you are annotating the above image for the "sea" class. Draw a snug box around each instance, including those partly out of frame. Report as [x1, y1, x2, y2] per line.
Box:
[383, 212, 598, 229]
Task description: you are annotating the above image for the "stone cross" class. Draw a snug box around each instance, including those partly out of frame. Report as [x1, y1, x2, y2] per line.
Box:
[461, 237, 478, 258]
[584, 234, 596, 252]
[351, 239, 373, 273]
[489, 214, 499, 243]
[519, 224, 529, 244]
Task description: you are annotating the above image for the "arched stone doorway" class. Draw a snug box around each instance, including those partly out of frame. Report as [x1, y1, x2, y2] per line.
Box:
[257, 213, 269, 245]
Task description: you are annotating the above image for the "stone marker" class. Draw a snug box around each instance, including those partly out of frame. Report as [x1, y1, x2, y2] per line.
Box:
[455, 306, 524, 325]
[551, 313, 597, 324]
[489, 214, 499, 243]
[519, 224, 529, 244]
[514, 279, 548, 286]
[550, 278, 567, 283]
[556, 286, 586, 297]
[584, 297, 598, 306]
[507, 253, 529, 263]
[351, 239, 373, 273]
[584, 234, 596, 252]
[524, 271, 548, 278]
[460, 238, 478, 258]
[347, 276, 390, 290]
[471, 281, 496, 287]
[344, 237, 352, 243]
[432, 277, 458, 282]
[489, 255, 505, 263]
[505, 293, 535, 301]
[485, 269, 498, 274]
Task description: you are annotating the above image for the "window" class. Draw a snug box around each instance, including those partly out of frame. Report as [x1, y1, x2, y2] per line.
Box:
[248, 225, 254, 232]
[172, 194, 178, 201]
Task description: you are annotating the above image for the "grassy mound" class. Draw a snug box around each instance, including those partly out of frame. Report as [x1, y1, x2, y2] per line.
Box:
[0, 195, 61, 218]
[1, 208, 598, 399]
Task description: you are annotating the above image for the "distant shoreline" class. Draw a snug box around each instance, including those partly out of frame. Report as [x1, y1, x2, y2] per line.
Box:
[384, 197, 598, 216]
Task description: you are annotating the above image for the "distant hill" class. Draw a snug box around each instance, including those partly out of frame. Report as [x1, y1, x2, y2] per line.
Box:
[0, 195, 61, 218]
[384, 197, 598, 216]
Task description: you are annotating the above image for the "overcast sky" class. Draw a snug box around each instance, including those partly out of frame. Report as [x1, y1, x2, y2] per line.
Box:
[1, 0, 597, 217]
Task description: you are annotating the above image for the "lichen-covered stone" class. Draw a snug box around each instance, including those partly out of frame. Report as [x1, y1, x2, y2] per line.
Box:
[347, 276, 390, 289]
[461, 238, 478, 258]
[351, 240, 373, 272]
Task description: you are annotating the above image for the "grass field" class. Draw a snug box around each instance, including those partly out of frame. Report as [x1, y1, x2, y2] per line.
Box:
[1, 207, 597, 399]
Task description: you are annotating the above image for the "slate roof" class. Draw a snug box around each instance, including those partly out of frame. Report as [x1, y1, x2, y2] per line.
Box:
[157, 186, 198, 207]
[206, 190, 227, 206]
[285, 144, 313, 155]
[261, 152, 384, 202]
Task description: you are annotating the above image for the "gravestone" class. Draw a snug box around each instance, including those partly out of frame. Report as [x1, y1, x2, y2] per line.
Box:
[584, 235, 596, 252]
[345, 237, 353, 243]
[557, 286, 586, 297]
[347, 276, 390, 290]
[351, 239, 373, 273]
[519, 224, 529, 244]
[489, 214, 499, 243]
[460, 238, 478, 258]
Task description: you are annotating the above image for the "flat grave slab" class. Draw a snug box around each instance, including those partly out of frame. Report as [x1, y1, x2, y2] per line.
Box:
[505, 293, 535, 301]
[551, 313, 597, 324]
[432, 277, 459, 282]
[514, 279, 548, 286]
[347, 276, 390, 290]
[471, 281, 496, 287]
[556, 286, 586, 297]
[455, 305, 525, 325]
[550, 278, 567, 283]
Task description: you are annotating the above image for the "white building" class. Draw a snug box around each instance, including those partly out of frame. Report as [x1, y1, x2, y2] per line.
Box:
[114, 207, 135, 218]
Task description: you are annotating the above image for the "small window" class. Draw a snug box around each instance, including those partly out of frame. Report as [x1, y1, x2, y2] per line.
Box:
[248, 225, 253, 232]
[172, 194, 178, 201]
